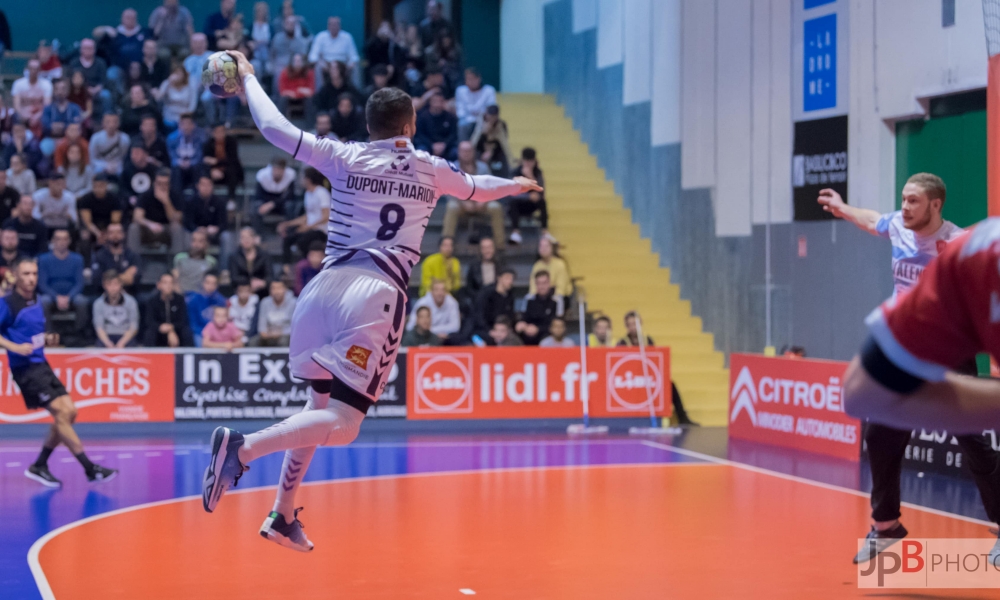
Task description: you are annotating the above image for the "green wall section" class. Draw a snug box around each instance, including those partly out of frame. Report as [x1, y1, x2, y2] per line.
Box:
[3, 0, 363, 54]
[895, 110, 987, 228]
[460, 0, 501, 89]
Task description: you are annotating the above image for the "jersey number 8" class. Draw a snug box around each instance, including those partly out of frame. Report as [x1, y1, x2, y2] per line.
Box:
[377, 203, 406, 240]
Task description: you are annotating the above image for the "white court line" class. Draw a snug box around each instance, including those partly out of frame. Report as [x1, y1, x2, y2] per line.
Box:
[28, 460, 719, 600]
[117, 454, 132, 459]
[640, 440, 995, 528]
[6, 461, 20, 467]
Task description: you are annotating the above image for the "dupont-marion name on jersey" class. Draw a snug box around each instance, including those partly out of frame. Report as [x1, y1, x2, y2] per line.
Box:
[345, 174, 436, 204]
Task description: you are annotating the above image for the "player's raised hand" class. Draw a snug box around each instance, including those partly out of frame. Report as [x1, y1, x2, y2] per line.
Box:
[225, 50, 255, 78]
[513, 177, 543, 194]
[817, 188, 846, 218]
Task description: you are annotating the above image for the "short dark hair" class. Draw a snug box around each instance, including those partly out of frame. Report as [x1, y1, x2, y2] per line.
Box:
[308, 240, 326, 253]
[494, 315, 512, 328]
[595, 316, 611, 326]
[365, 87, 415, 140]
[51, 228, 71, 239]
[102, 269, 120, 284]
[303, 166, 325, 187]
[465, 66, 481, 78]
[499, 268, 516, 278]
[336, 92, 356, 107]
[159, 271, 174, 281]
[48, 172, 65, 181]
[439, 236, 454, 248]
[372, 64, 389, 77]
[271, 157, 287, 168]
[550, 317, 566, 326]
[155, 167, 172, 179]
[521, 147, 536, 161]
[624, 311, 638, 322]
[179, 112, 195, 122]
[203, 271, 219, 281]
[534, 270, 550, 280]
[415, 306, 431, 317]
[13, 256, 36, 271]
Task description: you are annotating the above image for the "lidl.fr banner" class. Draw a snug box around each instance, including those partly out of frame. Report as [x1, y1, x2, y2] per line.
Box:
[0, 353, 175, 424]
[728, 354, 861, 462]
[406, 347, 671, 420]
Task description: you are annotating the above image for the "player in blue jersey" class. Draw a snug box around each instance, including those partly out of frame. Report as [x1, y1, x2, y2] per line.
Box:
[0, 257, 117, 487]
[818, 174, 1000, 564]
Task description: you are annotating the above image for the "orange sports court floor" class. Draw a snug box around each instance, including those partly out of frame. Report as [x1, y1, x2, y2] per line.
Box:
[3, 427, 998, 599]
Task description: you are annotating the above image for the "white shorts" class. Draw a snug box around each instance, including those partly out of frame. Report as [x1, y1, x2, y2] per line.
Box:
[289, 265, 406, 400]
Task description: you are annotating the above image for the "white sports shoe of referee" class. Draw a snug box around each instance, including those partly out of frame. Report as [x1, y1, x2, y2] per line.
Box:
[200, 51, 540, 551]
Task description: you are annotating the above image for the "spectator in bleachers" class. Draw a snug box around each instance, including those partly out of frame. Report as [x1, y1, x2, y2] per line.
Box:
[149, 0, 195, 61]
[41, 79, 82, 146]
[312, 113, 334, 140]
[229, 226, 272, 295]
[330, 94, 367, 143]
[308, 16, 360, 89]
[424, 32, 462, 88]
[92, 269, 139, 348]
[362, 64, 394, 107]
[5, 154, 37, 196]
[294, 241, 324, 295]
[155, 67, 197, 131]
[76, 173, 121, 258]
[253, 157, 295, 228]
[182, 33, 211, 90]
[269, 16, 312, 89]
[186, 175, 233, 267]
[0, 228, 23, 294]
[455, 67, 497, 141]
[120, 84, 163, 137]
[186, 271, 227, 345]
[0, 95, 14, 144]
[4, 195, 47, 256]
[472, 268, 515, 339]
[517, 270, 562, 345]
[278, 166, 329, 264]
[277, 53, 316, 120]
[68, 39, 112, 118]
[142, 272, 193, 347]
[204, 0, 236, 50]
[0, 170, 19, 223]
[214, 13, 246, 52]
[507, 148, 549, 244]
[94, 9, 151, 75]
[364, 22, 404, 86]
[89, 112, 130, 176]
[401, 27, 425, 77]
[228, 282, 258, 342]
[273, 0, 310, 38]
[471, 105, 511, 177]
[401, 306, 441, 348]
[173, 228, 217, 293]
[61, 144, 93, 199]
[2, 123, 44, 179]
[202, 123, 243, 200]
[135, 115, 170, 168]
[91, 222, 141, 297]
[139, 37, 170, 88]
[420, 236, 461, 296]
[411, 68, 452, 111]
[464, 237, 506, 296]
[167, 113, 205, 193]
[420, 0, 453, 48]
[407, 279, 460, 341]
[37, 228, 88, 331]
[539, 317, 574, 348]
[202, 305, 245, 351]
[12, 59, 52, 134]
[441, 142, 504, 248]
[313, 61, 359, 115]
[529, 237, 572, 298]
[121, 142, 156, 210]
[587, 316, 615, 348]
[248, 2, 273, 75]
[54, 122, 87, 171]
[36, 42, 63, 80]
[250, 279, 296, 347]
[66, 73, 93, 128]
[129, 168, 184, 253]
[488, 315, 522, 347]
[32, 173, 77, 231]
[414, 91, 457, 160]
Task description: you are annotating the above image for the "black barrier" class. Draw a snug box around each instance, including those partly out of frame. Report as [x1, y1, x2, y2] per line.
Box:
[174, 350, 407, 420]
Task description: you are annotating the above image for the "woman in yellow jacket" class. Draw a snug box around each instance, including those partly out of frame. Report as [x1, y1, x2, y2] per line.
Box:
[528, 237, 572, 297]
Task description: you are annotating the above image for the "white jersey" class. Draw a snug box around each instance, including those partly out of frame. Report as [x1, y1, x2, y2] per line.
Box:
[874, 211, 964, 297]
[243, 74, 523, 291]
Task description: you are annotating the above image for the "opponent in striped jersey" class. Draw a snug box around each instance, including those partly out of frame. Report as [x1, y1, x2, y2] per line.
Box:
[201, 51, 542, 553]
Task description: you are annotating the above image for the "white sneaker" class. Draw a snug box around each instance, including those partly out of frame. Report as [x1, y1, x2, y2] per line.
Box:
[508, 230, 523, 245]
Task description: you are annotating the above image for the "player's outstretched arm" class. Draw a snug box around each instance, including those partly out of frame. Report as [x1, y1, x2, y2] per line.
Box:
[227, 50, 315, 161]
[817, 188, 881, 234]
[437, 161, 543, 204]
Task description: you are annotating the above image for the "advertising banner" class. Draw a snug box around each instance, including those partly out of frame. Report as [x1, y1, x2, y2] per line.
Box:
[406, 347, 670, 420]
[885, 426, 1000, 479]
[0, 352, 175, 423]
[793, 115, 848, 220]
[728, 354, 861, 461]
[174, 350, 407, 420]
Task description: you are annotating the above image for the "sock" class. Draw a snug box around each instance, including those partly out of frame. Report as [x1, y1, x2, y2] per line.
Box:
[34, 446, 55, 468]
[272, 446, 317, 522]
[75, 452, 95, 474]
[239, 388, 363, 464]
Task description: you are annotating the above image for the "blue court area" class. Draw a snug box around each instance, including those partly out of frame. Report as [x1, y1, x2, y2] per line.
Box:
[0, 423, 992, 599]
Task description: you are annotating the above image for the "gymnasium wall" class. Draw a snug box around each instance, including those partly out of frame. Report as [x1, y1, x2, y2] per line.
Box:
[2, 0, 364, 54]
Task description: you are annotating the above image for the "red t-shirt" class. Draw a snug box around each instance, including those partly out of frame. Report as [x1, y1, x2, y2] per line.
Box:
[202, 321, 243, 344]
[868, 220, 999, 381]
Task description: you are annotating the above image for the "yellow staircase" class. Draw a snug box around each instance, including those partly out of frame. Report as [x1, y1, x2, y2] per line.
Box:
[499, 94, 729, 426]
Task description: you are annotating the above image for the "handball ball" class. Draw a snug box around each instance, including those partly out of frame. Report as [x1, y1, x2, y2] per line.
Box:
[202, 52, 241, 98]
